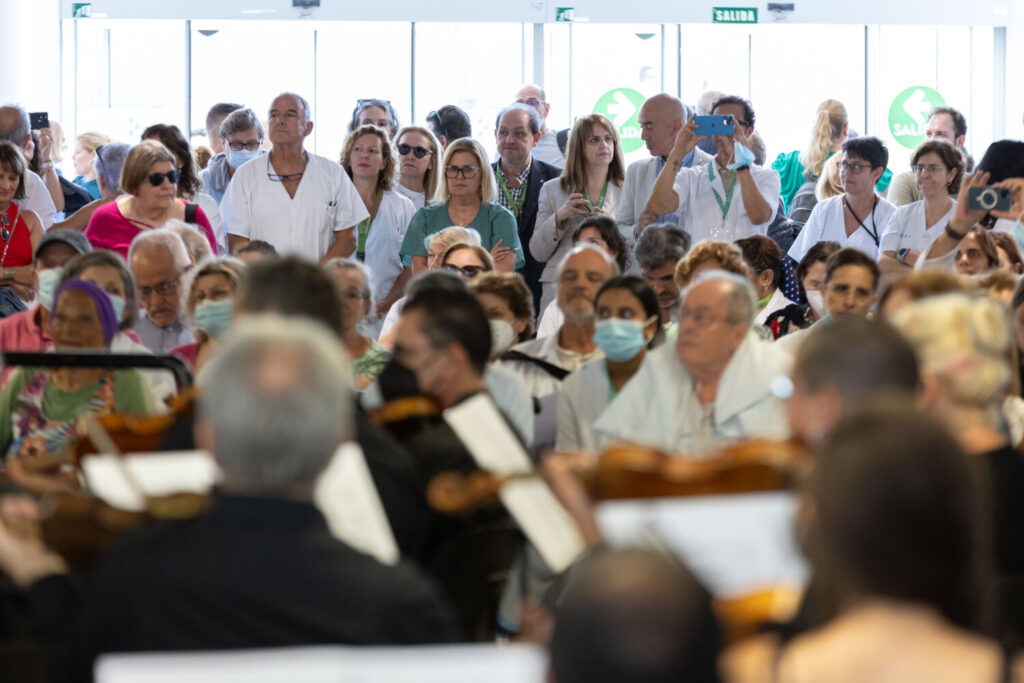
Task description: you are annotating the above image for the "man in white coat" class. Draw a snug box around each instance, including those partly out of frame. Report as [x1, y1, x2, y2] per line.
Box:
[593, 270, 791, 455]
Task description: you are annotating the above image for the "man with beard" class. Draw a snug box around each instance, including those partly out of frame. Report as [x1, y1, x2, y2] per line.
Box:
[634, 224, 691, 331]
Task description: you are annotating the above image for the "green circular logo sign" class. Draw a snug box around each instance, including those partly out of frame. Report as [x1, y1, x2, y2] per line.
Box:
[888, 86, 946, 150]
[593, 88, 646, 153]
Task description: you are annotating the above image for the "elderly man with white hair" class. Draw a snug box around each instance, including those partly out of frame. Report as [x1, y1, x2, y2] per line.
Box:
[128, 228, 194, 354]
[593, 270, 791, 456]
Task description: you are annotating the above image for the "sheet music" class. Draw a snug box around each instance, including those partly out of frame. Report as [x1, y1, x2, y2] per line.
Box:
[82, 451, 221, 512]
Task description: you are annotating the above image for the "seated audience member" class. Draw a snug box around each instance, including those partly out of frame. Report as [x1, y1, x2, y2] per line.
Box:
[593, 270, 791, 455]
[891, 293, 1024, 643]
[0, 229, 89, 350]
[203, 101, 243, 156]
[27, 124, 68, 214]
[128, 229, 195, 354]
[399, 138, 524, 274]
[887, 106, 973, 206]
[617, 93, 714, 238]
[0, 105, 57, 228]
[323, 258, 391, 388]
[165, 219, 214, 264]
[84, 140, 218, 258]
[0, 280, 156, 471]
[349, 98, 400, 139]
[954, 227, 1000, 277]
[646, 95, 779, 244]
[170, 258, 244, 376]
[635, 224, 691, 328]
[724, 409, 1016, 683]
[993, 232, 1024, 275]
[515, 84, 567, 167]
[531, 114, 625, 311]
[736, 235, 797, 337]
[468, 271, 536, 359]
[0, 141, 44, 313]
[767, 241, 841, 340]
[232, 238, 277, 264]
[878, 140, 964, 282]
[788, 137, 896, 263]
[774, 99, 849, 216]
[673, 239, 748, 288]
[200, 106, 264, 205]
[977, 269, 1017, 304]
[556, 276, 662, 453]
[441, 242, 494, 282]
[50, 141, 131, 232]
[878, 269, 974, 320]
[393, 125, 443, 210]
[426, 105, 472, 151]
[340, 124, 416, 319]
[550, 549, 720, 683]
[0, 318, 459, 677]
[222, 92, 368, 262]
[70, 131, 112, 200]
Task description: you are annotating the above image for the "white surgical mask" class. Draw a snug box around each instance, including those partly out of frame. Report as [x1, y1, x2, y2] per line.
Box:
[806, 289, 826, 318]
[489, 319, 517, 357]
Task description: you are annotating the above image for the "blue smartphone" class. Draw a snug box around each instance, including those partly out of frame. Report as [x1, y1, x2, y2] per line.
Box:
[694, 114, 735, 138]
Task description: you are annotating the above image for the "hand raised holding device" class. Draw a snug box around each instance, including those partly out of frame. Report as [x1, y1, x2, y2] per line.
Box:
[694, 114, 735, 138]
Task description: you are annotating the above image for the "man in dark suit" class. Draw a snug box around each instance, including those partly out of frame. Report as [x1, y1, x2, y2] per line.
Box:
[491, 103, 562, 312]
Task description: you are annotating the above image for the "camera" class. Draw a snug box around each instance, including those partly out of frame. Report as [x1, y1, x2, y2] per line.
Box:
[29, 112, 49, 130]
[967, 186, 1012, 213]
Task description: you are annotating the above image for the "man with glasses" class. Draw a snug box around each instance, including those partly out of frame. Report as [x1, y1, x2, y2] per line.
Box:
[425, 105, 472, 151]
[515, 84, 567, 167]
[221, 92, 368, 263]
[889, 106, 973, 207]
[200, 107, 264, 205]
[128, 229, 194, 354]
[491, 103, 561, 309]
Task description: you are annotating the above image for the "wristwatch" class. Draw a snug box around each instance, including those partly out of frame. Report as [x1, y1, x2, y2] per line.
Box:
[39, 161, 54, 171]
[897, 247, 910, 265]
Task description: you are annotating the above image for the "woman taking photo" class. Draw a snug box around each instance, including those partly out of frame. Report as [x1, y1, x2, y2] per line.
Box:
[84, 141, 218, 258]
[392, 125, 442, 210]
[399, 138, 524, 274]
[531, 114, 626, 311]
[0, 142, 44, 312]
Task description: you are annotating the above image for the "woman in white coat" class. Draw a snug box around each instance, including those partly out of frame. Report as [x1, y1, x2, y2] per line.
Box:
[530, 114, 625, 312]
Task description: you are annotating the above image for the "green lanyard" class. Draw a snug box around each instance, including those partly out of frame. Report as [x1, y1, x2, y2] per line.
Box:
[497, 169, 526, 217]
[585, 181, 608, 212]
[356, 189, 383, 256]
[707, 164, 737, 222]
[757, 291, 773, 308]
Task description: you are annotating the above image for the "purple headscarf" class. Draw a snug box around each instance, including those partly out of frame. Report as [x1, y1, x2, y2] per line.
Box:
[50, 279, 119, 346]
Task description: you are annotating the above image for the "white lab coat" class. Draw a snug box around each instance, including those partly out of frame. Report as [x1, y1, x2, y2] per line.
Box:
[671, 161, 780, 244]
[592, 333, 791, 456]
[878, 199, 956, 254]
[754, 287, 798, 327]
[788, 194, 896, 263]
[556, 358, 615, 453]
[363, 190, 416, 303]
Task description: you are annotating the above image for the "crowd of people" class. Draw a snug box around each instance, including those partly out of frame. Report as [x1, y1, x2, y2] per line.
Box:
[0, 84, 1023, 682]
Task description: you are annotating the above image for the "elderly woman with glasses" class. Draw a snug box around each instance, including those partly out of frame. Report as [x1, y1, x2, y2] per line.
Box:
[392, 125, 442, 210]
[200, 107, 265, 205]
[84, 140, 218, 259]
[399, 137, 524, 275]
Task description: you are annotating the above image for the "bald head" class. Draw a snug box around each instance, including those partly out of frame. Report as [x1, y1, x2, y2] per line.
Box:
[639, 94, 685, 158]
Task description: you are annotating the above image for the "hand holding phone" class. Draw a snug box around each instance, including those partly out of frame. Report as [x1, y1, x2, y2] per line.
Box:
[693, 114, 735, 139]
[967, 186, 1012, 214]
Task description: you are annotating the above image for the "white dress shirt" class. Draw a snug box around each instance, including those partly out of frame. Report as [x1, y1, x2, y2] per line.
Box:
[788, 194, 897, 263]
[671, 161, 780, 244]
[617, 148, 714, 239]
[23, 171, 57, 229]
[221, 153, 369, 262]
[193, 191, 225, 255]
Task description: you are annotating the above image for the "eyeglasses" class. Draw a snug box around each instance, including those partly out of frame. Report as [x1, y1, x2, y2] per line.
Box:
[227, 140, 262, 151]
[397, 144, 433, 159]
[838, 162, 872, 175]
[678, 307, 724, 328]
[445, 264, 485, 279]
[147, 169, 181, 186]
[138, 279, 178, 299]
[516, 98, 544, 107]
[912, 163, 946, 175]
[445, 165, 478, 179]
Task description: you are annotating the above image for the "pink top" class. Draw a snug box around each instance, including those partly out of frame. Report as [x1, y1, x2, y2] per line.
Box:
[169, 342, 200, 369]
[0, 304, 50, 353]
[84, 200, 219, 259]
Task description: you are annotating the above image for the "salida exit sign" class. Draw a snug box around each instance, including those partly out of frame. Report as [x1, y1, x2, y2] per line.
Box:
[713, 7, 758, 23]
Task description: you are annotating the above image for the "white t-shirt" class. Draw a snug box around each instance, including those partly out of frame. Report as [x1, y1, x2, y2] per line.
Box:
[671, 162, 780, 243]
[221, 152, 369, 262]
[193, 191, 225, 255]
[878, 199, 956, 254]
[362, 190, 416, 302]
[23, 171, 57, 229]
[393, 182, 426, 210]
[532, 128, 565, 168]
[788, 194, 897, 262]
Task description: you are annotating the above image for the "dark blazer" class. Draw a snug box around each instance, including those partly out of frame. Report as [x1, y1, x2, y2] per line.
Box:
[492, 157, 561, 312]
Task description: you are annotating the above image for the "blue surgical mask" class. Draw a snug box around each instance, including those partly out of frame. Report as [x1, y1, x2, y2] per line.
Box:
[593, 317, 654, 362]
[37, 267, 63, 310]
[194, 298, 234, 339]
[727, 141, 756, 170]
[227, 147, 261, 169]
[108, 293, 126, 323]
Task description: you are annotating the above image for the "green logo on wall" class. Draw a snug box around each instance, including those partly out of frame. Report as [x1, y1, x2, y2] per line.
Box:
[592, 88, 646, 153]
[72, 2, 91, 17]
[555, 7, 575, 22]
[712, 7, 758, 23]
[888, 86, 946, 149]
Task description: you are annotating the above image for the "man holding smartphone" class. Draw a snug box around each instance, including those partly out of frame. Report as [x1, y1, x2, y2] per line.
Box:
[644, 95, 780, 245]
[0, 105, 59, 228]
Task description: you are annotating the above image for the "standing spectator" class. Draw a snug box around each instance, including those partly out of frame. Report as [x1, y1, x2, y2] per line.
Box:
[71, 131, 112, 200]
[222, 92, 368, 262]
[773, 99, 848, 217]
[426, 105, 472, 151]
[0, 105, 58, 228]
[200, 107, 265, 205]
[515, 84, 567, 167]
[393, 125, 442, 209]
[204, 102, 242, 156]
[348, 99, 400, 139]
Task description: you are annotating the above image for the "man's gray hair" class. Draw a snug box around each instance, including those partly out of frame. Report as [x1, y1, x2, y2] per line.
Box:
[163, 219, 213, 265]
[93, 142, 130, 195]
[201, 316, 353, 491]
[127, 228, 191, 273]
[556, 243, 621, 281]
[0, 105, 30, 147]
[273, 91, 311, 125]
[696, 91, 724, 116]
[220, 107, 265, 141]
[634, 224, 690, 272]
[495, 103, 542, 137]
[682, 269, 757, 325]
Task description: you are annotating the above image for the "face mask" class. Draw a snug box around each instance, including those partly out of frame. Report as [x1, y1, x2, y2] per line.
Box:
[806, 289, 826, 318]
[227, 147, 261, 169]
[727, 141, 756, 170]
[37, 267, 63, 311]
[593, 317, 653, 362]
[194, 298, 234, 339]
[107, 293, 126, 323]
[489, 319, 517, 357]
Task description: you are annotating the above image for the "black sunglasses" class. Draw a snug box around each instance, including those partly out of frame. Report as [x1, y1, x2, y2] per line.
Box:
[148, 169, 181, 187]
[444, 264, 485, 279]
[397, 144, 433, 159]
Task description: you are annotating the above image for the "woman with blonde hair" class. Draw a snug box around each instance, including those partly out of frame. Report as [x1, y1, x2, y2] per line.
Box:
[774, 99, 848, 215]
[392, 125, 442, 209]
[531, 114, 626, 311]
[399, 137, 523, 274]
[71, 131, 111, 200]
[673, 239, 747, 288]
